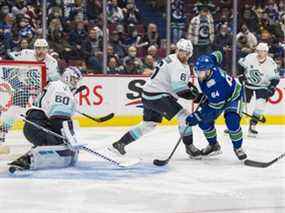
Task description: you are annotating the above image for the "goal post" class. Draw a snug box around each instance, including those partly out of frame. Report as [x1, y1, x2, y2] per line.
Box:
[0, 60, 47, 132]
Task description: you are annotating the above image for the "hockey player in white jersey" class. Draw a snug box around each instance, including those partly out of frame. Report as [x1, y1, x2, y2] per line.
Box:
[8, 67, 82, 172]
[0, 39, 60, 151]
[9, 38, 60, 82]
[111, 38, 202, 158]
[239, 42, 280, 136]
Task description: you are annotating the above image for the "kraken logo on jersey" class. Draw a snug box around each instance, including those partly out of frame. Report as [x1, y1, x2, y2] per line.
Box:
[247, 69, 262, 85]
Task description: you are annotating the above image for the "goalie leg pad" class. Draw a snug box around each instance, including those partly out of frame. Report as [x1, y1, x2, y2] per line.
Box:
[29, 145, 78, 170]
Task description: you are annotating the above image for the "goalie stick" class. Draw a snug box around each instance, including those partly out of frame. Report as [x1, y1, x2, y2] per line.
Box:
[19, 115, 137, 167]
[244, 152, 285, 168]
[74, 85, 115, 123]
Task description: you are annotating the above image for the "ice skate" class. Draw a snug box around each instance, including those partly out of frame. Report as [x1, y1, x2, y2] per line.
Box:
[201, 142, 222, 156]
[234, 147, 247, 160]
[185, 144, 202, 159]
[108, 141, 127, 155]
[248, 123, 258, 137]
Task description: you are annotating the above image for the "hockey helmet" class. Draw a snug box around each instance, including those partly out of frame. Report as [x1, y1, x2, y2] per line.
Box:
[62, 66, 83, 89]
[34, 39, 48, 48]
[176, 38, 193, 56]
[194, 55, 215, 73]
[256, 42, 269, 52]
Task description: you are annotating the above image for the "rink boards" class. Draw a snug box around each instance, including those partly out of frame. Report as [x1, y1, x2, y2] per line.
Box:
[4, 75, 285, 130]
[74, 75, 285, 127]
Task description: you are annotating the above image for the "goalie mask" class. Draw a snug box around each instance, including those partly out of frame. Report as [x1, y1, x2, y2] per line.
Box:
[62, 66, 83, 90]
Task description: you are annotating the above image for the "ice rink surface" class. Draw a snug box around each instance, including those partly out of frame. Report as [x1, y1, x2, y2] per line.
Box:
[0, 125, 284, 213]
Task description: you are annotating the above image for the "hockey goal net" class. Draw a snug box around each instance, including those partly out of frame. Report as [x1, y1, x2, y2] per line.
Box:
[0, 60, 47, 152]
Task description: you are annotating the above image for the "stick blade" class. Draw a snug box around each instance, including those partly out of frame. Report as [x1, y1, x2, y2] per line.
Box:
[99, 113, 115, 122]
[153, 159, 168, 166]
[244, 159, 271, 168]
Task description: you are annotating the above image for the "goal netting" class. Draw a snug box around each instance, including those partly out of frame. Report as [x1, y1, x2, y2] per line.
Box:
[0, 60, 47, 153]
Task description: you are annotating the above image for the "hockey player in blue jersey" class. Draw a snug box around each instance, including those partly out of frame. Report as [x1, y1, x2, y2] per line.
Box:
[185, 52, 247, 160]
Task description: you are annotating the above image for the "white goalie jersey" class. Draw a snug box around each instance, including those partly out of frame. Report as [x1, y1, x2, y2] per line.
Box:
[33, 80, 77, 119]
[143, 53, 191, 99]
[239, 53, 279, 90]
[9, 49, 60, 82]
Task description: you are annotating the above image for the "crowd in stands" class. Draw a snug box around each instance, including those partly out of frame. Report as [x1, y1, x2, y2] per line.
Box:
[0, 0, 284, 76]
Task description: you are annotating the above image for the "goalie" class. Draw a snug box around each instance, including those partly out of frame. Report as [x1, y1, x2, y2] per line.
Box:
[0, 39, 60, 152]
[8, 67, 82, 172]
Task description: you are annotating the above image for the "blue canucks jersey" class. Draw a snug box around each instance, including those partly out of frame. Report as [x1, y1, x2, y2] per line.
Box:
[198, 66, 242, 110]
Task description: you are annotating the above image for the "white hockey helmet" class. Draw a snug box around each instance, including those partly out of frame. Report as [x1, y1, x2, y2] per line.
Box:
[34, 38, 49, 48]
[256, 42, 269, 52]
[176, 38, 193, 56]
[62, 66, 83, 90]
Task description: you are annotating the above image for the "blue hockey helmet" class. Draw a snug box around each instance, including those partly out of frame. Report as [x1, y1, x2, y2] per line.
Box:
[194, 55, 215, 73]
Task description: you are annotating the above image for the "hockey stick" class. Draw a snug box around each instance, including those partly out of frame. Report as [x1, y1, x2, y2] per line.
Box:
[19, 115, 127, 167]
[73, 86, 115, 123]
[242, 112, 266, 123]
[153, 96, 206, 166]
[78, 112, 115, 123]
[244, 152, 285, 168]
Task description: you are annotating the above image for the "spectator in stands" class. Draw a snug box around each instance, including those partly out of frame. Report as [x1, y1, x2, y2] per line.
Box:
[19, 38, 29, 50]
[170, 43, 177, 54]
[17, 16, 34, 39]
[68, 21, 87, 49]
[236, 24, 257, 50]
[241, 4, 259, 34]
[48, 29, 73, 60]
[123, 0, 141, 25]
[259, 12, 284, 41]
[107, 0, 124, 24]
[67, 0, 85, 21]
[11, 0, 28, 17]
[142, 23, 161, 49]
[264, 0, 279, 24]
[109, 30, 126, 59]
[237, 34, 252, 58]
[187, 4, 214, 60]
[124, 23, 139, 46]
[142, 54, 155, 76]
[107, 56, 125, 74]
[123, 46, 143, 74]
[147, 45, 160, 63]
[171, 0, 186, 43]
[213, 24, 232, 72]
[86, 0, 102, 21]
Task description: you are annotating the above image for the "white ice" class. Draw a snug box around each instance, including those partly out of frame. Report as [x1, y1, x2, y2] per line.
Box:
[0, 125, 284, 213]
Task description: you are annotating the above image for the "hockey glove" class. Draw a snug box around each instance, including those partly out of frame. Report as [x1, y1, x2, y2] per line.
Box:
[186, 112, 201, 126]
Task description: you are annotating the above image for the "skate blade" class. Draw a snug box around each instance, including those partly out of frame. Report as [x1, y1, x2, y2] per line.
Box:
[189, 155, 202, 160]
[107, 146, 124, 156]
[202, 150, 223, 158]
[247, 132, 257, 138]
[119, 158, 141, 167]
[102, 147, 141, 167]
[0, 145, 10, 155]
